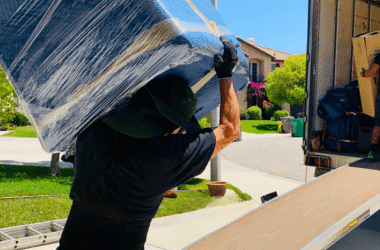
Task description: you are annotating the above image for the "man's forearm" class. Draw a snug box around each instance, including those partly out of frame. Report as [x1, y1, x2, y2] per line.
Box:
[219, 78, 240, 136]
[210, 36, 240, 158]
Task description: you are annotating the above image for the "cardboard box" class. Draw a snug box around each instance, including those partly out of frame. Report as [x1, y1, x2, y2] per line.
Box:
[352, 31, 380, 117]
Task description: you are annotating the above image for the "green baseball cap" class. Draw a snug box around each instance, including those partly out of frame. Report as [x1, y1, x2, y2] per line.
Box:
[102, 76, 201, 138]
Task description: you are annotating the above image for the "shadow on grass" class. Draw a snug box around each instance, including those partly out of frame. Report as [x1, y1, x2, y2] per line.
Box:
[255, 124, 278, 132]
[0, 164, 74, 181]
[184, 178, 204, 185]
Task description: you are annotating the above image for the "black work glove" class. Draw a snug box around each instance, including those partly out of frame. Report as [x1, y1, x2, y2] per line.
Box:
[214, 36, 239, 79]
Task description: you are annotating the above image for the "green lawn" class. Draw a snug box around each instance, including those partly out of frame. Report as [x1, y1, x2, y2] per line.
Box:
[0, 196, 72, 229]
[0, 165, 250, 229]
[2, 126, 37, 138]
[240, 120, 280, 134]
[178, 178, 251, 201]
[2, 120, 281, 139]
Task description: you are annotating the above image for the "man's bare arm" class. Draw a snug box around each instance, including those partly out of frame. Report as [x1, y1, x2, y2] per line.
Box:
[209, 36, 240, 158]
[211, 78, 240, 158]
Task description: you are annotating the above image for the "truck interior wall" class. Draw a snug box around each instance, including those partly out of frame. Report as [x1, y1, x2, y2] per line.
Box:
[313, 0, 337, 132]
[334, 0, 354, 89]
[307, 0, 380, 152]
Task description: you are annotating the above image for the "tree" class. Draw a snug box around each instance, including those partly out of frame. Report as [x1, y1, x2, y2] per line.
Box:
[0, 65, 17, 129]
[265, 54, 306, 106]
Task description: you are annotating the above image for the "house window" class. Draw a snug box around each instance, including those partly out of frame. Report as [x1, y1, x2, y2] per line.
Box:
[250, 63, 258, 82]
[272, 63, 281, 71]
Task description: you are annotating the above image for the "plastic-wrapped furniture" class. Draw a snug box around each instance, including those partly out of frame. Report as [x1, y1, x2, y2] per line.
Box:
[0, 0, 248, 153]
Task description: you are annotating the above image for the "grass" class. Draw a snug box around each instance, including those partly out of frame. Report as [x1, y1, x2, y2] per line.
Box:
[178, 178, 252, 201]
[0, 165, 73, 197]
[2, 120, 280, 139]
[0, 165, 250, 229]
[199, 114, 211, 129]
[240, 120, 280, 134]
[200, 115, 281, 134]
[0, 196, 72, 229]
[2, 125, 37, 138]
[155, 191, 211, 218]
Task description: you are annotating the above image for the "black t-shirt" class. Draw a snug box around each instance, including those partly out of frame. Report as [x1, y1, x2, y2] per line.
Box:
[69, 120, 216, 221]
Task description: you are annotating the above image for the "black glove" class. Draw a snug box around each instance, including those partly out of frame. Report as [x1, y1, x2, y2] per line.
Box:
[61, 140, 76, 163]
[214, 36, 239, 79]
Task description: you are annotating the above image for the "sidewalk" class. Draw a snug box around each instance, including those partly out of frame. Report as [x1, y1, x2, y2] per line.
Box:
[0, 131, 315, 250]
[145, 154, 307, 250]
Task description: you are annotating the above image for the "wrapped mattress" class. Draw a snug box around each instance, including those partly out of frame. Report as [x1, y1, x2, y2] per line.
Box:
[0, 0, 248, 153]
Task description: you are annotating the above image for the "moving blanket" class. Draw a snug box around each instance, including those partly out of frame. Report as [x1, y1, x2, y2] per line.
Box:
[0, 0, 248, 153]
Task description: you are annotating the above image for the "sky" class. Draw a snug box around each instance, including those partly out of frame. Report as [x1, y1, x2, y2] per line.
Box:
[216, 0, 309, 55]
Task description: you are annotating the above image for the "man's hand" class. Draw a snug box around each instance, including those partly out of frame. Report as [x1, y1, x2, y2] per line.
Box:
[361, 64, 380, 78]
[214, 36, 239, 79]
[361, 68, 367, 77]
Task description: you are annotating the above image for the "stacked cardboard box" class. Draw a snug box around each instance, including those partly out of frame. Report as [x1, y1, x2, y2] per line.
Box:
[352, 31, 380, 117]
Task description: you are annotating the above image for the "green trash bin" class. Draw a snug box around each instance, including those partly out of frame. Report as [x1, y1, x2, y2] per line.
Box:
[290, 118, 304, 137]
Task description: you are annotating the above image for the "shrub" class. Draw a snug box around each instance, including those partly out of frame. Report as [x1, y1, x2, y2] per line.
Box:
[262, 101, 281, 120]
[0, 113, 12, 130]
[240, 108, 249, 120]
[11, 110, 30, 126]
[198, 114, 211, 129]
[271, 110, 289, 121]
[245, 106, 262, 120]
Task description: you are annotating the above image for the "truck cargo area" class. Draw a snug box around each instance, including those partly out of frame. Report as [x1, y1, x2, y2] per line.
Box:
[304, 0, 380, 170]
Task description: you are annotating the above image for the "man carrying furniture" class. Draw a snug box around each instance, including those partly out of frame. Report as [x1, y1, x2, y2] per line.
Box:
[56, 36, 241, 250]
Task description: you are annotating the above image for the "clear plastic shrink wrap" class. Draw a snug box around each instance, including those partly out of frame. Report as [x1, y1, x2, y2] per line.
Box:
[0, 0, 248, 153]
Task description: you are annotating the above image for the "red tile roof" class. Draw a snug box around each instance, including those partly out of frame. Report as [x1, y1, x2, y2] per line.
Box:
[236, 37, 292, 62]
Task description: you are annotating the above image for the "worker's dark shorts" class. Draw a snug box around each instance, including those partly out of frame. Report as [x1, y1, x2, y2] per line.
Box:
[56, 204, 152, 250]
[375, 91, 380, 126]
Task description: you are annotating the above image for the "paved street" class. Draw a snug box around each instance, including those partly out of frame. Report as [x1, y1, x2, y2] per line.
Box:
[0, 135, 74, 168]
[0, 131, 309, 182]
[222, 133, 306, 182]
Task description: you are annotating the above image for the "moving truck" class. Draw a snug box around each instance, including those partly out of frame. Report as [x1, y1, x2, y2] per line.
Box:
[182, 1, 380, 249]
[300, 0, 380, 248]
[187, 0, 380, 248]
[303, 0, 380, 172]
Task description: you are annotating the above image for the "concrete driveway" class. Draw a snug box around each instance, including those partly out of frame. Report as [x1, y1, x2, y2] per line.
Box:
[0, 133, 73, 168]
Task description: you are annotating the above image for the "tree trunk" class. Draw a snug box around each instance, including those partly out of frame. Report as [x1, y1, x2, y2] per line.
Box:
[49, 153, 61, 176]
